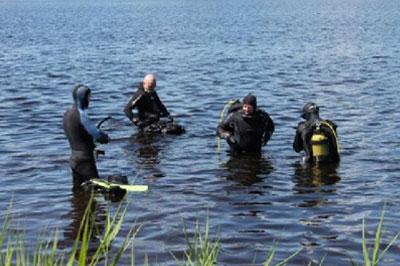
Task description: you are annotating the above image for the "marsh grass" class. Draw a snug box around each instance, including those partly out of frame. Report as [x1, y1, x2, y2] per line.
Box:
[1, 199, 399, 266]
[357, 205, 400, 266]
[0, 194, 139, 266]
[263, 242, 303, 266]
[174, 217, 220, 266]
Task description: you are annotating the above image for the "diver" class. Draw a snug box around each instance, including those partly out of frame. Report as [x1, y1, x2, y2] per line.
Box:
[293, 102, 340, 164]
[124, 73, 184, 134]
[63, 84, 109, 189]
[217, 93, 275, 154]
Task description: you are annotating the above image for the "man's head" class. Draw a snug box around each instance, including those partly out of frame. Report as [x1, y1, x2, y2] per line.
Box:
[301, 102, 319, 120]
[143, 74, 157, 92]
[73, 84, 91, 109]
[242, 94, 257, 116]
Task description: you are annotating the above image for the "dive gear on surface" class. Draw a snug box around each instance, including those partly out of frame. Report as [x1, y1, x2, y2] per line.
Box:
[85, 178, 148, 192]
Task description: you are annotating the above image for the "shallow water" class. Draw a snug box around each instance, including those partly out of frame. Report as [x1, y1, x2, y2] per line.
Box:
[1, 0, 400, 264]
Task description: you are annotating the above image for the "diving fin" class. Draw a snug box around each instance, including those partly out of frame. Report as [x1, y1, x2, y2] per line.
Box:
[89, 178, 148, 192]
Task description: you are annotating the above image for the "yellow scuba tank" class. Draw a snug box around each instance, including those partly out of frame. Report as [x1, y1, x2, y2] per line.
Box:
[311, 121, 330, 161]
[311, 133, 329, 157]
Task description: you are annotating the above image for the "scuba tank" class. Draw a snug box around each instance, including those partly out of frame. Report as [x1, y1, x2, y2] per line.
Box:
[310, 121, 330, 162]
[217, 99, 241, 152]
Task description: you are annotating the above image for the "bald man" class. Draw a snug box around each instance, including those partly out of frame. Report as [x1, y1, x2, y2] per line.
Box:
[124, 74, 171, 130]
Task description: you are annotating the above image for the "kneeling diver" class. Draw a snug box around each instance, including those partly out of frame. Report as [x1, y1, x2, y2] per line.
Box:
[293, 102, 340, 164]
[217, 94, 275, 154]
[63, 85, 109, 189]
[124, 74, 184, 134]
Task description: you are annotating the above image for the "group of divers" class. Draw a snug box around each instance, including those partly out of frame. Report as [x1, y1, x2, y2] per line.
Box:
[63, 73, 340, 196]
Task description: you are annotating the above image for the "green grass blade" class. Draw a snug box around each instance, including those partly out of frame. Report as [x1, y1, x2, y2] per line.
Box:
[377, 231, 400, 264]
[89, 204, 128, 266]
[362, 219, 371, 266]
[48, 230, 59, 265]
[110, 228, 135, 266]
[6, 240, 14, 266]
[77, 206, 91, 266]
[0, 214, 9, 248]
[67, 194, 94, 266]
[130, 241, 135, 266]
[318, 254, 327, 266]
[263, 244, 277, 266]
[372, 207, 385, 264]
[275, 247, 303, 266]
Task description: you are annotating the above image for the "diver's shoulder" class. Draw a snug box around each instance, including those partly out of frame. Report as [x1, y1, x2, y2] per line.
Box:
[256, 109, 271, 119]
[132, 87, 145, 97]
[323, 119, 337, 128]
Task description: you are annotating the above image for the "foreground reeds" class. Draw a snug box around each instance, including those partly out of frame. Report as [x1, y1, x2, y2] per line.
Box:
[358, 205, 400, 266]
[0, 198, 398, 266]
[0, 195, 138, 266]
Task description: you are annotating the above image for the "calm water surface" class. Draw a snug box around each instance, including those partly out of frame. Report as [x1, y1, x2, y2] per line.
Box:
[1, 0, 400, 265]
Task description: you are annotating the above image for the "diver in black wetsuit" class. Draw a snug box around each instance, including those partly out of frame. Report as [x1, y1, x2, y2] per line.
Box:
[124, 74, 172, 131]
[63, 85, 109, 189]
[217, 94, 275, 154]
[293, 102, 340, 164]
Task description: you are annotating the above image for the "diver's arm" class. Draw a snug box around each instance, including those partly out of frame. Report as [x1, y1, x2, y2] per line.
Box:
[267, 116, 275, 136]
[264, 113, 275, 139]
[123, 96, 135, 121]
[79, 109, 109, 144]
[293, 123, 304, 152]
[124, 93, 143, 122]
[217, 114, 235, 139]
[154, 92, 170, 117]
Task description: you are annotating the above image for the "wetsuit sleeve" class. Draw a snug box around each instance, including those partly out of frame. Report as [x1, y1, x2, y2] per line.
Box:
[293, 123, 305, 152]
[154, 92, 169, 117]
[79, 109, 109, 144]
[267, 116, 275, 136]
[123, 92, 142, 121]
[217, 113, 234, 139]
[263, 112, 275, 144]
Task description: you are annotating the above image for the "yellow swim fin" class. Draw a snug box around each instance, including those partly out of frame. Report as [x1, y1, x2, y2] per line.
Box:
[89, 178, 148, 192]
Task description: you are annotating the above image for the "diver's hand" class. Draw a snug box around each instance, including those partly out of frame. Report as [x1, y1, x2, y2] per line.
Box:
[228, 135, 236, 144]
[262, 132, 272, 146]
[220, 132, 230, 139]
[132, 118, 146, 128]
[98, 132, 109, 144]
[135, 120, 146, 129]
[221, 132, 236, 143]
[131, 118, 139, 125]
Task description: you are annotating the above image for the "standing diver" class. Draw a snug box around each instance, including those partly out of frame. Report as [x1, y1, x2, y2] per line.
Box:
[63, 85, 109, 189]
[217, 94, 275, 154]
[124, 74, 176, 133]
[293, 102, 340, 164]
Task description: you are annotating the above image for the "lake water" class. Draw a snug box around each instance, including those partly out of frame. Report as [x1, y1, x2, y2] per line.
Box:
[1, 0, 400, 265]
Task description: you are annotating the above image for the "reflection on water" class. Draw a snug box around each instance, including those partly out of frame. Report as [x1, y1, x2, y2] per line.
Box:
[222, 153, 274, 186]
[129, 132, 166, 178]
[62, 191, 105, 248]
[61, 189, 127, 261]
[292, 162, 341, 208]
[293, 162, 341, 191]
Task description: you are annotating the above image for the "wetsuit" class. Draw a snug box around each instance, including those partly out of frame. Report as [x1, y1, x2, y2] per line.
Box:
[63, 85, 109, 188]
[124, 83, 170, 130]
[293, 114, 340, 163]
[217, 109, 275, 153]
